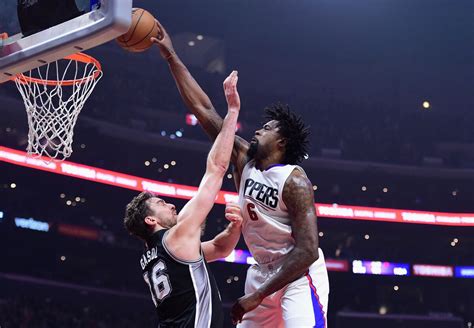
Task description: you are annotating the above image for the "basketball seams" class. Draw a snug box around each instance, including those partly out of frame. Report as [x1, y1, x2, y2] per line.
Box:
[126, 20, 158, 49]
[116, 8, 158, 52]
[120, 8, 145, 44]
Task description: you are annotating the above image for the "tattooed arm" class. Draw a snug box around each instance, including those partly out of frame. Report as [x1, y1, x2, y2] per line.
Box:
[230, 169, 319, 323]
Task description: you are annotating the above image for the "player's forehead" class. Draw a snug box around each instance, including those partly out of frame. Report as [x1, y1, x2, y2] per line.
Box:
[262, 120, 280, 129]
[148, 197, 165, 205]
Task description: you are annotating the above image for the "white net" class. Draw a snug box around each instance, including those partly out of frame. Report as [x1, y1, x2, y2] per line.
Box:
[14, 53, 102, 161]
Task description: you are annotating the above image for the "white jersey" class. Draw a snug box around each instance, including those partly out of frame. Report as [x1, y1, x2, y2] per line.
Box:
[237, 160, 329, 328]
[238, 159, 304, 264]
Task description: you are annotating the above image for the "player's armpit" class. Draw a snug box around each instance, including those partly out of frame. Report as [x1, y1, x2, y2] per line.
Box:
[163, 227, 201, 263]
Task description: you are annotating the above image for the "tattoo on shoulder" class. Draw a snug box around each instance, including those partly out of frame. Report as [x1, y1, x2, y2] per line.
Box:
[283, 170, 315, 212]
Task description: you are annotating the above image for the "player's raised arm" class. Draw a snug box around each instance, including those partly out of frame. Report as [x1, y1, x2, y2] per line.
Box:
[151, 21, 249, 175]
[151, 21, 221, 139]
[165, 71, 241, 260]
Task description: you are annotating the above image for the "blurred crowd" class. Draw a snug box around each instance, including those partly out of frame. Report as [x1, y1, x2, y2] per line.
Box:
[0, 297, 155, 328]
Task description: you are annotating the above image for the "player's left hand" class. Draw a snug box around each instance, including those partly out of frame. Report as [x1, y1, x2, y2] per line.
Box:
[150, 20, 176, 60]
[225, 202, 243, 228]
[223, 70, 240, 112]
[231, 292, 264, 324]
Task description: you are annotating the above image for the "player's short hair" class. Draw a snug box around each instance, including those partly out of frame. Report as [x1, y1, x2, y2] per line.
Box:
[264, 103, 310, 164]
[124, 191, 155, 240]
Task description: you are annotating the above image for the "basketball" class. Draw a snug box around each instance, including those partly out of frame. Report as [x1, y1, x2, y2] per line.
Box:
[116, 8, 160, 52]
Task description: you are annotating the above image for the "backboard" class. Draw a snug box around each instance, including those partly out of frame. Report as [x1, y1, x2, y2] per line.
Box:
[0, 0, 132, 83]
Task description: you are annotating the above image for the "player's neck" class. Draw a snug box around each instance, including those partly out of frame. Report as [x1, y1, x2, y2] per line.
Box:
[255, 154, 285, 171]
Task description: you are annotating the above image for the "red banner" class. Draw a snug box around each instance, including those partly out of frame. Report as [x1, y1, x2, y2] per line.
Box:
[413, 264, 454, 278]
[2, 146, 474, 227]
[325, 259, 349, 272]
[316, 204, 474, 226]
[57, 223, 100, 240]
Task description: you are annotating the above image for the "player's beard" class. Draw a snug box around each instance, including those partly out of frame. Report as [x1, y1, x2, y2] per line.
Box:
[163, 214, 177, 229]
[247, 140, 258, 159]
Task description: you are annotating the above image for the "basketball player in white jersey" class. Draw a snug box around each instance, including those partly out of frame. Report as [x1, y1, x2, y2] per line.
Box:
[152, 21, 329, 328]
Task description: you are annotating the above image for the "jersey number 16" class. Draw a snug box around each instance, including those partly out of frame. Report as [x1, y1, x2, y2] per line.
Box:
[144, 260, 172, 306]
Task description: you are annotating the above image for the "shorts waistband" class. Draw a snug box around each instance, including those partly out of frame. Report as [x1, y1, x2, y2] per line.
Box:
[255, 248, 325, 272]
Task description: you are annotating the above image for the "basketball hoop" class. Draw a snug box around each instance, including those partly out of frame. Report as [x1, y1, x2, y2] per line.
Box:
[14, 53, 102, 161]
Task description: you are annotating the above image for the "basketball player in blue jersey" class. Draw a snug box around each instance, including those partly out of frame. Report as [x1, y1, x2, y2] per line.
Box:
[124, 71, 244, 328]
[152, 21, 330, 328]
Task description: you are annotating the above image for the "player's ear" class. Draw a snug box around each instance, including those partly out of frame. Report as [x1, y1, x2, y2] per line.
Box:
[277, 137, 287, 149]
[144, 216, 156, 226]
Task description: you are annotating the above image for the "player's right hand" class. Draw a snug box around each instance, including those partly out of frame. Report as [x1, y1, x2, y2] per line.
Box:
[225, 202, 243, 228]
[0, 33, 8, 40]
[231, 291, 264, 324]
[150, 20, 176, 60]
[223, 70, 240, 112]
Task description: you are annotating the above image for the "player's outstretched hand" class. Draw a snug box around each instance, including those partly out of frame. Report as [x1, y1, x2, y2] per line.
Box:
[150, 20, 176, 60]
[223, 70, 240, 112]
[231, 292, 264, 325]
[0, 33, 8, 39]
[225, 202, 243, 228]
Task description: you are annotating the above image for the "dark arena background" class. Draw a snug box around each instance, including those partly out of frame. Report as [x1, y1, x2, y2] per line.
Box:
[1, 0, 473, 327]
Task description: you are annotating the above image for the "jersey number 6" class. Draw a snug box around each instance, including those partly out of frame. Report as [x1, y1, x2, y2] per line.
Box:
[247, 203, 258, 221]
[144, 260, 172, 306]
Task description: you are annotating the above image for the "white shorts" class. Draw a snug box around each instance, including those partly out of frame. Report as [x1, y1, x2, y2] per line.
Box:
[237, 248, 329, 328]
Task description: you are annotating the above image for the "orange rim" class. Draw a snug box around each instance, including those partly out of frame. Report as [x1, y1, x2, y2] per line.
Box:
[15, 53, 102, 86]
